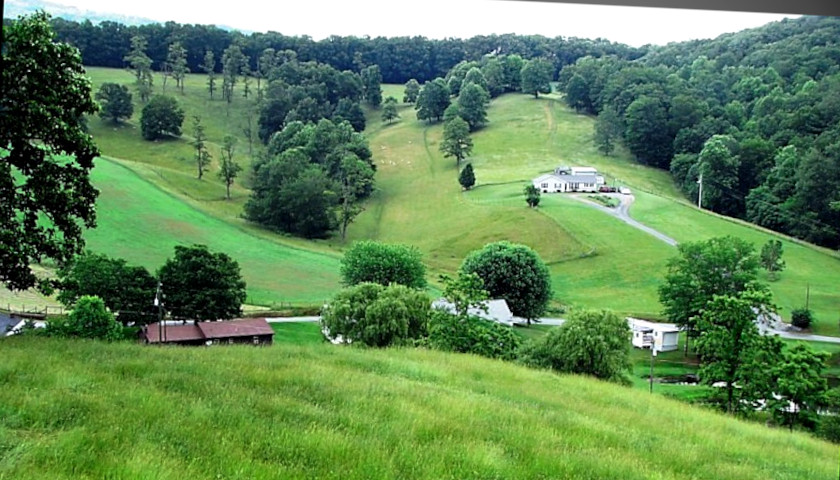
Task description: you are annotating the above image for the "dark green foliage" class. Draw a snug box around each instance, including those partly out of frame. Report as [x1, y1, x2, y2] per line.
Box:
[624, 95, 673, 169]
[658, 236, 760, 342]
[426, 310, 521, 361]
[457, 82, 490, 130]
[770, 343, 829, 430]
[320, 283, 430, 347]
[520, 58, 553, 98]
[1, 12, 100, 292]
[340, 241, 427, 289]
[519, 309, 631, 384]
[415, 78, 450, 123]
[381, 96, 399, 124]
[95, 82, 133, 123]
[333, 98, 366, 132]
[157, 244, 247, 322]
[697, 135, 742, 216]
[140, 95, 184, 140]
[460, 241, 552, 322]
[361, 65, 383, 107]
[524, 184, 541, 208]
[47, 295, 122, 341]
[459, 163, 476, 190]
[565, 74, 590, 112]
[480, 59, 505, 97]
[791, 308, 814, 329]
[57, 252, 157, 326]
[403, 78, 421, 103]
[593, 106, 623, 156]
[440, 117, 473, 166]
[759, 239, 785, 280]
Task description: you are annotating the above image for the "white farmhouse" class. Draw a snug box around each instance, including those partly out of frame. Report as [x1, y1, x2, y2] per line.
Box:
[532, 165, 605, 193]
[628, 318, 679, 353]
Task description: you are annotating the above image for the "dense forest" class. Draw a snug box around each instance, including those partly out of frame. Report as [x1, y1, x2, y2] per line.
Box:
[559, 15, 840, 248]
[7, 13, 839, 248]
[33, 17, 645, 84]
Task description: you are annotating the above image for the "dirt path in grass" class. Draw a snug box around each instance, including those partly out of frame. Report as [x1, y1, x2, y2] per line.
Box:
[572, 194, 678, 247]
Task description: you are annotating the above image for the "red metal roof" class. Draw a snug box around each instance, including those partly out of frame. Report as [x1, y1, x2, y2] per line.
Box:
[143, 323, 204, 344]
[198, 318, 275, 338]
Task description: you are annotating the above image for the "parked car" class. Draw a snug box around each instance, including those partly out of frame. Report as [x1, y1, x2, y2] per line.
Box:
[619, 187, 632, 195]
[598, 186, 617, 193]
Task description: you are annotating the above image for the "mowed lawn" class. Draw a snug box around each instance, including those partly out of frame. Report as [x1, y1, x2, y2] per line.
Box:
[0, 337, 834, 480]
[85, 158, 341, 306]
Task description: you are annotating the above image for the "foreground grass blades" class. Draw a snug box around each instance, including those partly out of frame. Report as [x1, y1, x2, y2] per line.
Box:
[0, 337, 835, 479]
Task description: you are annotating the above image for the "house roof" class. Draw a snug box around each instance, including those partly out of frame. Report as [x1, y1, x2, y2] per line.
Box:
[627, 318, 679, 333]
[432, 298, 514, 325]
[142, 318, 274, 344]
[198, 318, 275, 338]
[533, 173, 600, 184]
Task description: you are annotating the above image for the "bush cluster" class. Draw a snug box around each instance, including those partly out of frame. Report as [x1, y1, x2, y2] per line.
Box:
[425, 310, 521, 361]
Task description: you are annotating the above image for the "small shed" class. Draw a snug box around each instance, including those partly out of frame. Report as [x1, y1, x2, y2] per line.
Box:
[628, 318, 679, 352]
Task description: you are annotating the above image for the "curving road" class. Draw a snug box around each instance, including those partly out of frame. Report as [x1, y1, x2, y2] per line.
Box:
[572, 193, 678, 247]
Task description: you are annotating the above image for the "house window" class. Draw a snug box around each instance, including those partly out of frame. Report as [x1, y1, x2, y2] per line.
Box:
[541, 183, 548, 188]
[253, 336, 260, 345]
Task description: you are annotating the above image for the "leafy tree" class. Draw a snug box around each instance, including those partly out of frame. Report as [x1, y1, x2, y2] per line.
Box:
[200, 49, 217, 99]
[593, 105, 623, 156]
[381, 96, 400, 124]
[480, 58, 506, 97]
[332, 98, 366, 132]
[218, 135, 242, 200]
[336, 154, 374, 239]
[502, 54, 525, 92]
[695, 288, 775, 414]
[463, 67, 488, 92]
[165, 41, 189, 93]
[770, 343, 829, 431]
[439, 272, 488, 318]
[320, 283, 430, 347]
[791, 308, 814, 329]
[624, 95, 673, 169]
[141, 95, 185, 140]
[458, 163, 476, 190]
[57, 251, 157, 326]
[457, 82, 490, 130]
[415, 77, 450, 123]
[157, 244, 247, 322]
[520, 58, 553, 98]
[697, 135, 742, 216]
[240, 60, 253, 99]
[221, 43, 246, 103]
[95, 82, 133, 123]
[524, 184, 541, 208]
[440, 116, 473, 166]
[257, 48, 278, 98]
[340, 240, 426, 288]
[403, 78, 421, 103]
[760, 239, 785, 280]
[658, 236, 761, 350]
[460, 241, 553, 323]
[1, 12, 101, 292]
[426, 309, 521, 361]
[565, 73, 591, 112]
[47, 295, 122, 341]
[519, 309, 631, 384]
[361, 65, 383, 107]
[191, 115, 211, 179]
[124, 35, 153, 102]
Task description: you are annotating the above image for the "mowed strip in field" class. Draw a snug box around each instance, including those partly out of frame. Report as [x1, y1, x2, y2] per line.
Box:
[85, 158, 341, 306]
[0, 337, 833, 480]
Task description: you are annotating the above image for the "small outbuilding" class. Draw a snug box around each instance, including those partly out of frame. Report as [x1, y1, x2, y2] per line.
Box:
[432, 298, 518, 326]
[628, 318, 679, 353]
[140, 318, 275, 346]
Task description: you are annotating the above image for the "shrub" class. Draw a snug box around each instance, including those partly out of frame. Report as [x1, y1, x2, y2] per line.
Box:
[320, 283, 430, 347]
[425, 310, 521, 361]
[47, 295, 122, 341]
[791, 308, 814, 329]
[141, 95, 184, 140]
[519, 309, 631, 384]
[340, 240, 427, 289]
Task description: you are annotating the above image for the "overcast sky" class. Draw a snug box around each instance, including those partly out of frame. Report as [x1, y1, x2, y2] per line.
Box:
[43, 0, 795, 47]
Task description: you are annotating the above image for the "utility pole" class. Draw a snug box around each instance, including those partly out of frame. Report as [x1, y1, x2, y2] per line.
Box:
[697, 172, 703, 209]
[649, 337, 658, 394]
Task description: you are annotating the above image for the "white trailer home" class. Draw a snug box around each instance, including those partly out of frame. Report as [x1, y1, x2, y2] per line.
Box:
[629, 318, 679, 353]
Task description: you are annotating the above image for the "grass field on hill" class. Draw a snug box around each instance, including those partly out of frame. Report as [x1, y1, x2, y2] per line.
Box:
[0, 337, 834, 479]
[84, 158, 341, 306]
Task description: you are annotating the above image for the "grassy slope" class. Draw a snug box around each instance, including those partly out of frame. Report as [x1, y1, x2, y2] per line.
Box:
[0, 337, 834, 480]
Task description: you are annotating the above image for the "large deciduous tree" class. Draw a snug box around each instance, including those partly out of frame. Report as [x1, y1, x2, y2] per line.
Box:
[770, 343, 829, 431]
[157, 244, 247, 322]
[381, 96, 400, 124]
[141, 95, 185, 140]
[460, 241, 553, 323]
[415, 77, 450, 123]
[200, 49, 217, 99]
[658, 236, 761, 352]
[47, 295, 122, 341]
[124, 35, 153, 102]
[1, 11, 101, 292]
[403, 78, 420, 104]
[457, 82, 490, 131]
[57, 251, 157, 326]
[520, 58, 553, 98]
[440, 116, 473, 166]
[594, 105, 623, 156]
[166, 41, 189, 94]
[624, 95, 673, 169]
[95, 82, 133, 123]
[361, 64, 383, 107]
[340, 240, 427, 289]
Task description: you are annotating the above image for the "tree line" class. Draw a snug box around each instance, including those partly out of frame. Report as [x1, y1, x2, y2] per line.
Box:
[558, 15, 840, 248]
[26, 16, 646, 84]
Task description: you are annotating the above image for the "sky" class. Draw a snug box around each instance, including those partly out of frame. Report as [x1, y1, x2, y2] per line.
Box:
[38, 0, 796, 47]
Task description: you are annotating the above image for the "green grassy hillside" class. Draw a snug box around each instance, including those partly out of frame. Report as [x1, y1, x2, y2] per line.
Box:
[0, 337, 834, 479]
[58, 69, 840, 331]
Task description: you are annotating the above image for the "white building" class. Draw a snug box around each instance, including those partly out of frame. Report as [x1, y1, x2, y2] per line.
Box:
[432, 298, 518, 326]
[533, 165, 605, 193]
[628, 318, 679, 353]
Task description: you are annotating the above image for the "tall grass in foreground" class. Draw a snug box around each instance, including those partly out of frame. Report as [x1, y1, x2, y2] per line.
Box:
[0, 338, 833, 479]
